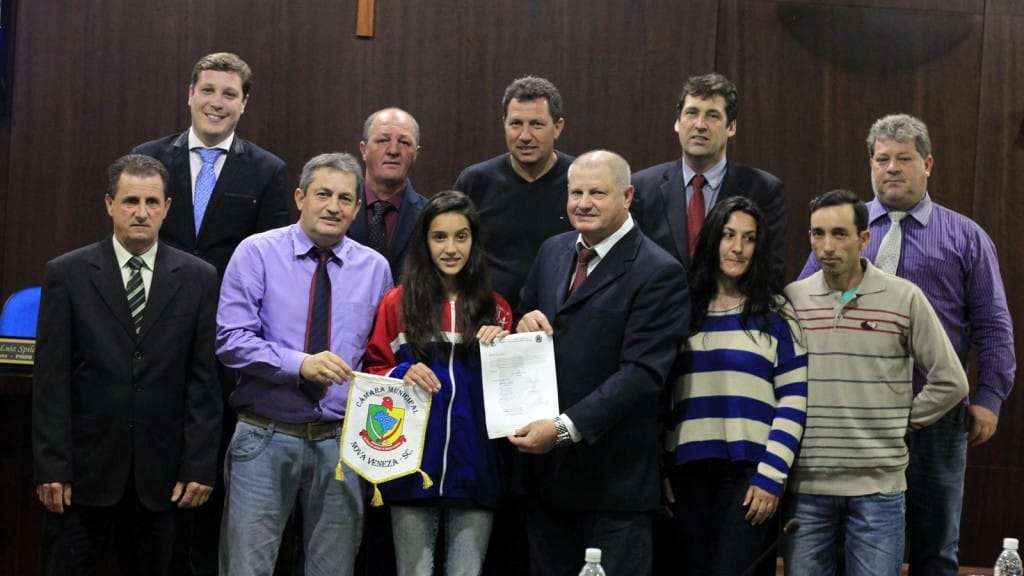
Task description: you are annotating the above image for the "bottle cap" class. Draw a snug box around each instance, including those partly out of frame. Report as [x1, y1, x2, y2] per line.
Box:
[585, 548, 602, 563]
[1005, 538, 1019, 550]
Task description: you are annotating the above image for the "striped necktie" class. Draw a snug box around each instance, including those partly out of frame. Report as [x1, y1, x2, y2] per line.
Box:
[126, 256, 146, 334]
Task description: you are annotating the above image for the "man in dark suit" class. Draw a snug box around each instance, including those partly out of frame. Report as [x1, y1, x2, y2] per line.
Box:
[512, 150, 689, 576]
[132, 52, 290, 277]
[33, 154, 221, 576]
[132, 52, 290, 574]
[631, 73, 785, 280]
[348, 107, 427, 283]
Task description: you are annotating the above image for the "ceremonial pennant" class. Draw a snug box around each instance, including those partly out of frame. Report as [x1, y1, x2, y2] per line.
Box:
[337, 371, 432, 506]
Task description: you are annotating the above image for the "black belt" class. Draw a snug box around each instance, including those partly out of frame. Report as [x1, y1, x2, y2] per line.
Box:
[238, 411, 340, 441]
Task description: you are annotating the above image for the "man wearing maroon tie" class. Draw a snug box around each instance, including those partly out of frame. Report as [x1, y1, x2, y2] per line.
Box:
[631, 73, 786, 282]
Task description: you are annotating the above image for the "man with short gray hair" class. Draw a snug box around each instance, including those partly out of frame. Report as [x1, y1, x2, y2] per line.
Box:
[216, 153, 393, 576]
[798, 113, 1015, 575]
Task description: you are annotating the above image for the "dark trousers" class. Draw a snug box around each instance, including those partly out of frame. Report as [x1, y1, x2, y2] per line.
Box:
[670, 460, 778, 576]
[906, 404, 968, 576]
[173, 364, 235, 576]
[40, 483, 176, 576]
[527, 499, 653, 576]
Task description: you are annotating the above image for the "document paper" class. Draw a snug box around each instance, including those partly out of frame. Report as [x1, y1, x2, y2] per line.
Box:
[480, 331, 559, 439]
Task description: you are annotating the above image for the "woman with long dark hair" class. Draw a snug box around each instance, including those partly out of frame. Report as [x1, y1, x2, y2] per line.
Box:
[666, 196, 808, 575]
[364, 190, 512, 576]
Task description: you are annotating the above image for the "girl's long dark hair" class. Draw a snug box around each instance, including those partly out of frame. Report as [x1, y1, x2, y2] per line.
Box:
[689, 196, 785, 334]
[401, 190, 496, 360]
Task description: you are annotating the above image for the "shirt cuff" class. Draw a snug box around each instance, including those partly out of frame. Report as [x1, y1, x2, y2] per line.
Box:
[280, 349, 308, 381]
[970, 386, 1004, 416]
[559, 413, 583, 443]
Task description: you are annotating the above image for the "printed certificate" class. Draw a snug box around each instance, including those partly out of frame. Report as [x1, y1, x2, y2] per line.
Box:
[480, 331, 559, 439]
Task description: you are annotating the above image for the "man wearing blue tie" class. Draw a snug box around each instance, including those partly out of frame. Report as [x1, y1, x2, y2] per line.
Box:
[133, 52, 290, 277]
[132, 52, 291, 576]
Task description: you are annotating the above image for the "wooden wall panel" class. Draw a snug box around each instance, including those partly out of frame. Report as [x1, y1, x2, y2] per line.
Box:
[717, 0, 984, 279]
[963, 5, 1024, 564]
[2, 0, 724, 301]
[970, 8, 1024, 468]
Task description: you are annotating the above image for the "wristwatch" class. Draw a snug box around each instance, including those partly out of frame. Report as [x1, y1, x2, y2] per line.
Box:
[553, 416, 573, 447]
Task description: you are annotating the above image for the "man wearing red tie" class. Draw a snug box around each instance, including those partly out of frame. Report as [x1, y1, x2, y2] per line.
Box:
[631, 73, 786, 281]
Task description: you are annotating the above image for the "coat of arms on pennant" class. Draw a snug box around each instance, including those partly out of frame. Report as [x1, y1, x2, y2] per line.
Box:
[339, 371, 432, 505]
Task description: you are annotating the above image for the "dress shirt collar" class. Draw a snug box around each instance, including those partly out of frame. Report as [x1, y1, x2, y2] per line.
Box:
[364, 181, 405, 211]
[112, 236, 158, 270]
[575, 214, 635, 259]
[187, 127, 235, 153]
[682, 155, 728, 191]
[290, 224, 350, 262]
[868, 193, 934, 227]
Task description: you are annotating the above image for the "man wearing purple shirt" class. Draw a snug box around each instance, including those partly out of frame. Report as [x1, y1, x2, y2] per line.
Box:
[216, 152, 393, 576]
[799, 114, 1015, 575]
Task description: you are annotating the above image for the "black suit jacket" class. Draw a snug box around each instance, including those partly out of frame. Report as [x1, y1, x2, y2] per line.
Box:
[347, 181, 427, 283]
[631, 160, 785, 280]
[132, 131, 290, 277]
[33, 239, 222, 511]
[517, 227, 689, 512]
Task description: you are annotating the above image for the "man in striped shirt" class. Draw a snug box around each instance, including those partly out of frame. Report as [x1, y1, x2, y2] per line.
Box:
[783, 189, 968, 576]
[799, 115, 1016, 575]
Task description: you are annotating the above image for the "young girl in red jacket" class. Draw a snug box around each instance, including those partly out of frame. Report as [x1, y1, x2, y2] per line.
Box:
[364, 190, 512, 576]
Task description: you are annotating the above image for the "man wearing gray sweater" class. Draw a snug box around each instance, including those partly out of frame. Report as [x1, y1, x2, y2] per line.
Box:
[781, 189, 967, 576]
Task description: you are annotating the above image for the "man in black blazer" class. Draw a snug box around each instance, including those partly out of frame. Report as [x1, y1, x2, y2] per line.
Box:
[33, 154, 221, 576]
[631, 73, 786, 281]
[348, 107, 427, 283]
[132, 52, 290, 574]
[512, 150, 689, 576]
[132, 52, 290, 277]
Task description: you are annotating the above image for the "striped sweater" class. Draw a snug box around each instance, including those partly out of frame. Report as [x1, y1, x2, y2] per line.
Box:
[668, 302, 808, 496]
[784, 259, 968, 496]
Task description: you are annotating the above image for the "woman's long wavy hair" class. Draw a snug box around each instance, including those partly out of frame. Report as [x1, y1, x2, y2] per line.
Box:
[401, 190, 496, 360]
[689, 196, 785, 335]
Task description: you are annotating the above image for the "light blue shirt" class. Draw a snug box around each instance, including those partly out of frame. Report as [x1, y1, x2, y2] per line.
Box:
[682, 156, 728, 214]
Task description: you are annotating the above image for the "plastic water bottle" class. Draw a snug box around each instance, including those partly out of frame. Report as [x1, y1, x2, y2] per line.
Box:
[995, 538, 1023, 576]
[578, 547, 606, 576]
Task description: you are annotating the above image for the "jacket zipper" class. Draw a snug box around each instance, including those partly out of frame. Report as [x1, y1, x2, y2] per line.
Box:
[439, 298, 457, 496]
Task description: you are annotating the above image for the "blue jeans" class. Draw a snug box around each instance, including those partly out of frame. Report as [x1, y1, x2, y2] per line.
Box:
[391, 505, 494, 576]
[906, 404, 967, 576]
[219, 420, 364, 576]
[781, 491, 905, 576]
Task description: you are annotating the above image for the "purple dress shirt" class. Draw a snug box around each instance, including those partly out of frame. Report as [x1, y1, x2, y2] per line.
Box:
[217, 224, 393, 423]
[799, 194, 1015, 414]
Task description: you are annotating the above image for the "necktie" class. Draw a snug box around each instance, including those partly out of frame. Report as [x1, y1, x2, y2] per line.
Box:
[301, 248, 332, 402]
[126, 256, 146, 334]
[874, 211, 907, 274]
[367, 201, 394, 256]
[193, 147, 224, 237]
[569, 246, 598, 296]
[306, 248, 332, 353]
[687, 174, 707, 257]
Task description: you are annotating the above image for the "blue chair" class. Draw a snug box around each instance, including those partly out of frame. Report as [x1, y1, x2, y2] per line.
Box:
[0, 286, 42, 338]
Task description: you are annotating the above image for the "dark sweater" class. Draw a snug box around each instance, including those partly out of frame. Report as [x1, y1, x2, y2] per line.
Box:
[453, 151, 575, 310]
